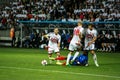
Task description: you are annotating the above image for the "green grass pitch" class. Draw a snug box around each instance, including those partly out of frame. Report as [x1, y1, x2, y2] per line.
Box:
[0, 47, 120, 80]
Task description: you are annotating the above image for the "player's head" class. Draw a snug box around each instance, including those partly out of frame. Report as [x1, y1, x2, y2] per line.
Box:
[54, 28, 59, 35]
[77, 21, 82, 26]
[88, 24, 94, 30]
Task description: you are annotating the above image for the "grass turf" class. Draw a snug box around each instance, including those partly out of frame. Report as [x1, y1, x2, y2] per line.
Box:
[0, 47, 120, 80]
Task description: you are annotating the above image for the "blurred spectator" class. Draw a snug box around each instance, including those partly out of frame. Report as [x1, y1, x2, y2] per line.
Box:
[0, 0, 119, 25]
[39, 32, 48, 49]
[10, 27, 15, 47]
[61, 16, 66, 22]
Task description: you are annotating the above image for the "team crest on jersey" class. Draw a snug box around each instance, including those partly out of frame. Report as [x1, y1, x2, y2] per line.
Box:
[86, 32, 94, 38]
[50, 37, 58, 43]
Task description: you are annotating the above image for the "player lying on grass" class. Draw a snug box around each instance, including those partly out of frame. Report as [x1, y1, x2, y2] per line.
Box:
[70, 54, 88, 66]
[49, 53, 88, 66]
[44, 28, 62, 65]
[83, 24, 99, 67]
[66, 21, 84, 66]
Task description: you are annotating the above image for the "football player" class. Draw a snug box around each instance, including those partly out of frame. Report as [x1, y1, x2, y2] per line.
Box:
[66, 21, 84, 66]
[83, 24, 99, 67]
[45, 28, 62, 65]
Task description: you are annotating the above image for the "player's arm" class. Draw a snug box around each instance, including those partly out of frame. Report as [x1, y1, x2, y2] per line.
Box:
[79, 32, 83, 39]
[44, 34, 48, 38]
[91, 30, 97, 43]
[78, 28, 84, 45]
[44, 34, 50, 40]
[88, 36, 97, 46]
[90, 36, 97, 43]
[79, 28, 84, 40]
[57, 36, 61, 49]
[88, 30, 97, 46]
[76, 32, 82, 46]
[57, 42, 60, 49]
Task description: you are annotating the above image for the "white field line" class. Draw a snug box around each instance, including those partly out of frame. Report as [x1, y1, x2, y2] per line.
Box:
[0, 66, 120, 79]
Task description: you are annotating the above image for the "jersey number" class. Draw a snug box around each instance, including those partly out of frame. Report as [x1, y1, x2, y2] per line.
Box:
[74, 29, 80, 35]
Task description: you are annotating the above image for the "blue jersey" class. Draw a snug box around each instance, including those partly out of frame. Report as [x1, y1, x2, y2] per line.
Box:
[70, 54, 88, 65]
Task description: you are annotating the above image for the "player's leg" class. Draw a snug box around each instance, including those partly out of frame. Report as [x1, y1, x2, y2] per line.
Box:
[48, 53, 54, 59]
[56, 52, 63, 65]
[90, 44, 99, 67]
[55, 47, 62, 65]
[66, 51, 73, 65]
[48, 48, 54, 64]
[66, 43, 74, 65]
[90, 50, 99, 67]
[71, 47, 80, 63]
[83, 42, 89, 66]
[83, 50, 89, 66]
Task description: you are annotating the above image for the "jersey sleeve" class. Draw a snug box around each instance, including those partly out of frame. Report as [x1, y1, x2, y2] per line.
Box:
[81, 28, 84, 34]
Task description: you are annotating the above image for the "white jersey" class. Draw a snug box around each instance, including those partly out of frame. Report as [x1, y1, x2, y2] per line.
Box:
[70, 26, 84, 44]
[85, 28, 97, 43]
[47, 32, 61, 48]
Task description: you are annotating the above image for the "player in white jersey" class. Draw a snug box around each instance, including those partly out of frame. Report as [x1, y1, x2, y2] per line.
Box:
[45, 28, 62, 65]
[66, 22, 84, 65]
[84, 24, 99, 67]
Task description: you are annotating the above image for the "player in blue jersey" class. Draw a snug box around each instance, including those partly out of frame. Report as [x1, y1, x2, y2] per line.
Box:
[70, 54, 88, 66]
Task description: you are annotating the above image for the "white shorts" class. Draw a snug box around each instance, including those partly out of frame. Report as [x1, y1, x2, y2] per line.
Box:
[84, 42, 95, 50]
[48, 46, 59, 54]
[69, 43, 81, 51]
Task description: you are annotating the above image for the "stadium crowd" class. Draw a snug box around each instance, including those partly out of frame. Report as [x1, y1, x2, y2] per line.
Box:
[0, 0, 120, 51]
[0, 0, 120, 29]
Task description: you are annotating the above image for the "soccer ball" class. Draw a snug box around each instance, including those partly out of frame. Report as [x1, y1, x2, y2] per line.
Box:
[41, 60, 48, 66]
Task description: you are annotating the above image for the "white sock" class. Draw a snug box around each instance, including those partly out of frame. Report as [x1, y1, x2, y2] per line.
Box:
[72, 52, 79, 61]
[93, 54, 99, 67]
[66, 53, 71, 65]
